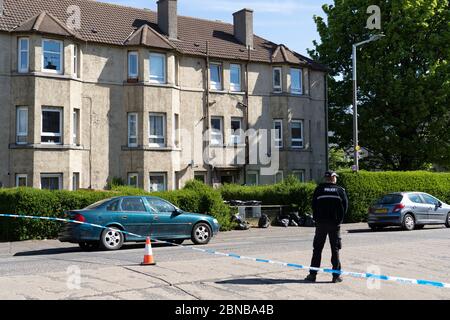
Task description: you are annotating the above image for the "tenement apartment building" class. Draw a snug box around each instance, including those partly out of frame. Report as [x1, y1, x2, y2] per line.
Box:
[0, 0, 328, 191]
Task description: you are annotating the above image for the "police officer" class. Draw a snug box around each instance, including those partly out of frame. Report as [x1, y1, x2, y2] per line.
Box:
[304, 171, 348, 283]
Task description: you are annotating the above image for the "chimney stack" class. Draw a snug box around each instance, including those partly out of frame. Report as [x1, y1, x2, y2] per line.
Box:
[233, 8, 254, 49]
[157, 0, 178, 39]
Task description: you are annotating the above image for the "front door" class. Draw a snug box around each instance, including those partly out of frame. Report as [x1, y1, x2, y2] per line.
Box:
[145, 198, 190, 238]
[421, 194, 446, 223]
[407, 193, 429, 223]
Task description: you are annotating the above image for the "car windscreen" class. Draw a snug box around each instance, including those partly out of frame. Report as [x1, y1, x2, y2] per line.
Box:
[375, 194, 403, 205]
[84, 198, 112, 210]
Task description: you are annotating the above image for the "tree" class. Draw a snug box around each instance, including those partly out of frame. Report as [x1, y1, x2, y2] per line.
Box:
[309, 0, 450, 170]
[329, 147, 353, 171]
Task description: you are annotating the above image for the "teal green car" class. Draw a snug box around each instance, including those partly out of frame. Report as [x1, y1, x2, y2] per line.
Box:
[58, 196, 220, 251]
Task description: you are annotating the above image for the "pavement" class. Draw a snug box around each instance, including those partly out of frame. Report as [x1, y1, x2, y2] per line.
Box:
[0, 223, 449, 300]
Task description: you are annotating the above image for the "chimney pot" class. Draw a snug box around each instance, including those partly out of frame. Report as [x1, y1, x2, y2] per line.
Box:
[233, 8, 254, 49]
[157, 0, 178, 39]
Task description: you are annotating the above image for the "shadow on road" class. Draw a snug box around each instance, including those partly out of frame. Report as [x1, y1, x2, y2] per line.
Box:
[12, 242, 184, 257]
[347, 226, 444, 234]
[216, 278, 333, 285]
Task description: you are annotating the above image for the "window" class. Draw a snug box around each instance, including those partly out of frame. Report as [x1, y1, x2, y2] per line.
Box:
[246, 171, 259, 186]
[230, 64, 242, 92]
[146, 198, 176, 212]
[121, 198, 147, 212]
[128, 113, 138, 147]
[72, 172, 80, 191]
[73, 109, 80, 145]
[210, 63, 223, 90]
[291, 120, 304, 149]
[107, 199, 121, 212]
[149, 113, 166, 147]
[273, 119, 283, 148]
[210, 117, 223, 146]
[41, 108, 62, 144]
[292, 170, 305, 182]
[128, 173, 138, 188]
[149, 173, 167, 192]
[16, 107, 28, 144]
[290, 68, 302, 94]
[18, 38, 29, 73]
[231, 118, 243, 145]
[16, 174, 27, 187]
[275, 171, 284, 184]
[41, 174, 62, 190]
[73, 44, 79, 77]
[421, 194, 440, 206]
[273, 67, 282, 92]
[194, 172, 207, 184]
[128, 51, 138, 79]
[149, 53, 166, 83]
[42, 39, 63, 74]
[408, 194, 424, 204]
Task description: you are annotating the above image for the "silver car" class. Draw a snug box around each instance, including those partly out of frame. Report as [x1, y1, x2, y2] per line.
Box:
[368, 192, 450, 231]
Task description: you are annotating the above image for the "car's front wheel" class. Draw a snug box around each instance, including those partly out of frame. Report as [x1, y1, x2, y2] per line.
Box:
[100, 227, 124, 250]
[402, 214, 415, 231]
[445, 213, 450, 228]
[191, 223, 212, 245]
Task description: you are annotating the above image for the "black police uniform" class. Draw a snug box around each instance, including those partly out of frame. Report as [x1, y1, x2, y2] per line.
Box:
[309, 181, 349, 279]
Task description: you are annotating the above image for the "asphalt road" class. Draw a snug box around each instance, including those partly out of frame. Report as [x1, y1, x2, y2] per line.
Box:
[0, 223, 449, 300]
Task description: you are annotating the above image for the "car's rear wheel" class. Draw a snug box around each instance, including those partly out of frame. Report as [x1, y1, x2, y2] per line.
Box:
[100, 227, 124, 250]
[79, 241, 99, 251]
[191, 222, 212, 245]
[445, 213, 450, 228]
[402, 214, 415, 231]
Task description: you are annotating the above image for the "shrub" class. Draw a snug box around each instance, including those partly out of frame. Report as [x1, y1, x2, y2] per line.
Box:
[0, 182, 232, 242]
[337, 171, 450, 222]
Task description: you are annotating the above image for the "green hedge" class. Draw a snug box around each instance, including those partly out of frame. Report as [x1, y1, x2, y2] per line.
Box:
[0, 181, 232, 242]
[220, 178, 317, 215]
[337, 171, 450, 222]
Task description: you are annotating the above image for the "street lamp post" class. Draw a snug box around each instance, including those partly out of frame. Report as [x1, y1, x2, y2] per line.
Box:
[352, 34, 384, 172]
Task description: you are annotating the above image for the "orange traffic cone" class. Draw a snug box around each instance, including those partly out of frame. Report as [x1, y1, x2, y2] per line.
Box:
[141, 237, 156, 266]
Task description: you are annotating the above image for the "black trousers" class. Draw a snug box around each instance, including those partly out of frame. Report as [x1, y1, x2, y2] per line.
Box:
[309, 223, 342, 277]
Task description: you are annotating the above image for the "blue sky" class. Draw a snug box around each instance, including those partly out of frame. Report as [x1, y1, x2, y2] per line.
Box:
[102, 0, 333, 57]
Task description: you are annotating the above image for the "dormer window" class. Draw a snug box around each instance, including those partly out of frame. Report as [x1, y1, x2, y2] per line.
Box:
[210, 63, 223, 90]
[290, 68, 303, 94]
[18, 38, 29, 73]
[128, 51, 139, 79]
[273, 67, 282, 92]
[42, 39, 63, 74]
[149, 52, 166, 84]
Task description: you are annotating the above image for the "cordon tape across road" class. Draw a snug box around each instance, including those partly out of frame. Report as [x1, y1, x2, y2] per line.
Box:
[0, 213, 449, 289]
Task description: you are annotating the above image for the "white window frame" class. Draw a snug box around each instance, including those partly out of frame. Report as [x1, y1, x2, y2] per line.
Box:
[15, 174, 28, 187]
[72, 172, 80, 191]
[128, 51, 139, 79]
[230, 117, 243, 145]
[210, 116, 224, 146]
[210, 62, 223, 91]
[246, 171, 259, 186]
[73, 44, 79, 78]
[273, 119, 283, 148]
[194, 172, 207, 184]
[230, 64, 242, 92]
[41, 108, 62, 145]
[290, 68, 303, 94]
[127, 173, 139, 188]
[291, 120, 304, 149]
[149, 113, 166, 148]
[149, 52, 166, 84]
[275, 171, 284, 184]
[18, 37, 29, 73]
[292, 170, 305, 183]
[273, 67, 282, 92]
[16, 107, 28, 145]
[73, 109, 80, 146]
[40, 173, 62, 190]
[42, 39, 63, 74]
[128, 113, 138, 147]
[149, 173, 167, 192]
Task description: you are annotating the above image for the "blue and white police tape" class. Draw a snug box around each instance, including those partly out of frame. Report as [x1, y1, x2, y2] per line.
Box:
[1, 213, 449, 289]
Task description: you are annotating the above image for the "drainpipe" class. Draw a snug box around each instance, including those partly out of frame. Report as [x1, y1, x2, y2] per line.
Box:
[243, 46, 251, 185]
[82, 96, 93, 189]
